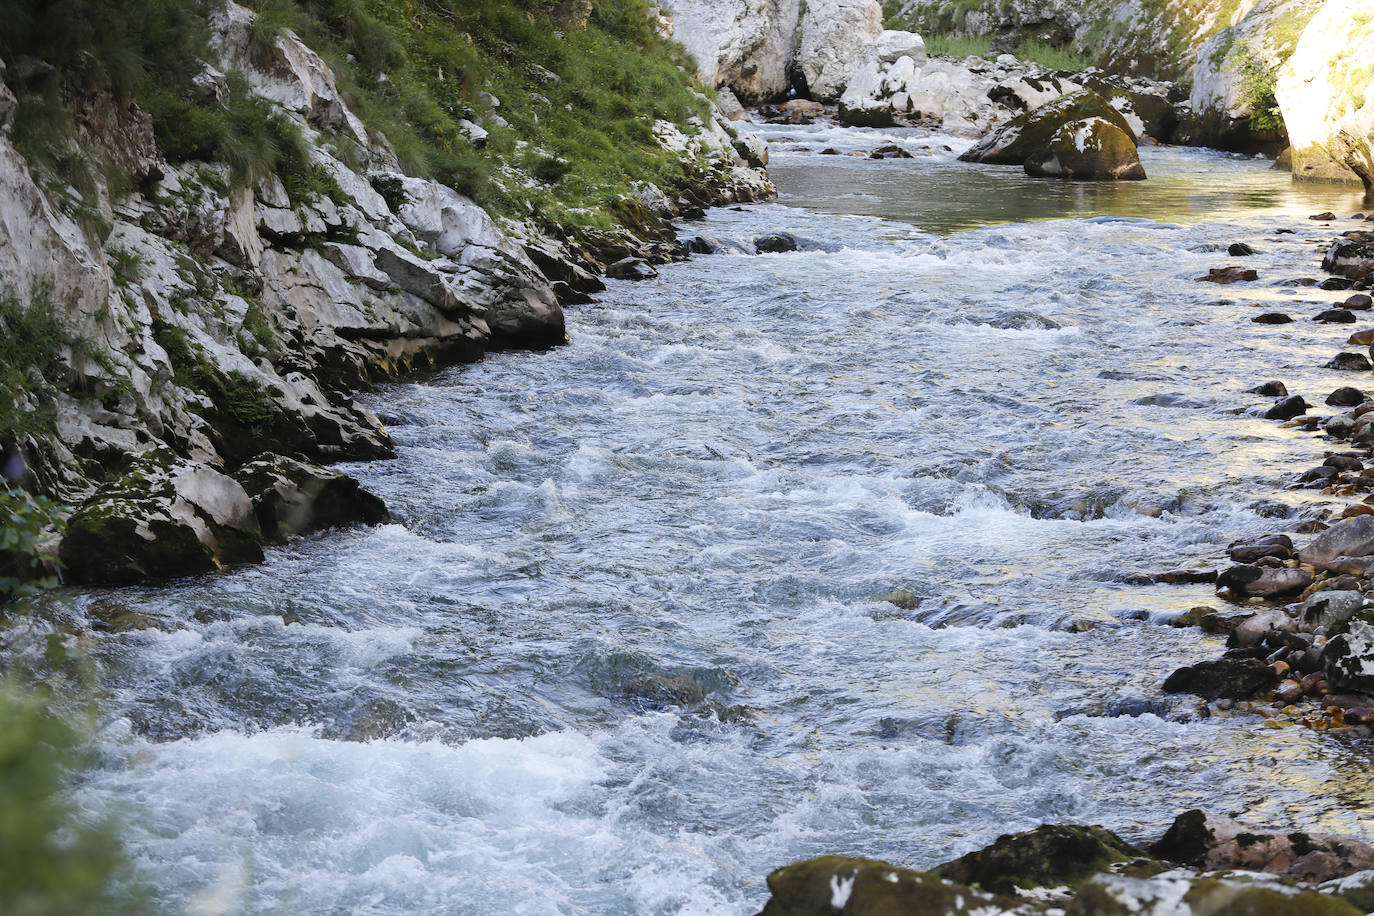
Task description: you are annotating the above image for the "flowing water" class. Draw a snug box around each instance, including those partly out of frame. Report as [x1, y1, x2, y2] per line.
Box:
[9, 121, 1374, 914]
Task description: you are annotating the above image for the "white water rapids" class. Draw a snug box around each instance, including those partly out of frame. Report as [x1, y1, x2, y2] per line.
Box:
[8, 121, 1374, 914]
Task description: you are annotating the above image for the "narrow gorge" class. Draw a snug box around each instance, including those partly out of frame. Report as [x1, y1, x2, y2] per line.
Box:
[3, 1, 1374, 914]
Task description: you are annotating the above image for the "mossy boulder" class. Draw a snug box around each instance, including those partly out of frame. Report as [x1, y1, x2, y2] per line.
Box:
[935, 824, 1158, 896]
[59, 448, 263, 584]
[233, 453, 389, 542]
[756, 855, 1017, 916]
[959, 90, 1137, 165]
[1024, 118, 1147, 180]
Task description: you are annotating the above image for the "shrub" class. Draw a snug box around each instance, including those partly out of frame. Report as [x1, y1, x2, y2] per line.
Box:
[0, 488, 65, 602]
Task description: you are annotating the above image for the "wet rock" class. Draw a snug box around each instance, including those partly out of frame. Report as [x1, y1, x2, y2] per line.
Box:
[1162, 657, 1279, 699]
[1264, 395, 1309, 420]
[1299, 515, 1374, 568]
[869, 144, 912, 160]
[1328, 387, 1366, 407]
[1228, 607, 1296, 649]
[1152, 809, 1374, 883]
[1216, 564, 1312, 598]
[1201, 608, 1260, 635]
[1228, 242, 1256, 256]
[1328, 415, 1357, 438]
[1323, 454, 1363, 470]
[1253, 312, 1294, 323]
[1295, 591, 1367, 632]
[1346, 294, 1374, 310]
[233, 453, 389, 542]
[1251, 380, 1289, 396]
[1350, 329, 1374, 345]
[60, 449, 263, 584]
[1322, 277, 1357, 291]
[1149, 569, 1218, 584]
[757, 855, 1016, 916]
[1327, 352, 1373, 370]
[606, 257, 657, 281]
[1324, 620, 1374, 693]
[1227, 543, 1292, 563]
[934, 824, 1156, 895]
[1199, 266, 1259, 283]
[1316, 308, 1358, 323]
[1326, 555, 1374, 577]
[687, 236, 752, 255]
[754, 232, 800, 253]
[1313, 211, 1339, 220]
[1069, 870, 1359, 916]
[1299, 465, 1341, 485]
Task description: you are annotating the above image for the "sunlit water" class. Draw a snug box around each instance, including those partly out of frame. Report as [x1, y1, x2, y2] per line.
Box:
[8, 120, 1374, 914]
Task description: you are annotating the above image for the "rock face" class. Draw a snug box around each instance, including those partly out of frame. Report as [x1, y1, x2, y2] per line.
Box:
[59, 450, 263, 583]
[1024, 117, 1147, 180]
[960, 90, 1141, 178]
[891, 0, 1262, 80]
[1183, 0, 1324, 154]
[797, 0, 884, 100]
[1275, 0, 1374, 188]
[654, 0, 802, 102]
[657, 0, 926, 104]
[233, 454, 389, 542]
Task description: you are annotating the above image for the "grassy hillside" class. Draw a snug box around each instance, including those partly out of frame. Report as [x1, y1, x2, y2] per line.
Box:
[1, 0, 723, 239]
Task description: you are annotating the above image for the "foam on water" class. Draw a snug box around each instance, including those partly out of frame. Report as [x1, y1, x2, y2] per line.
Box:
[12, 137, 1374, 914]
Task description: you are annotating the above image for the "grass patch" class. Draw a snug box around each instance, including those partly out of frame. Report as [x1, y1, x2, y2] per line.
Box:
[1013, 39, 1094, 71]
[923, 33, 994, 59]
[153, 322, 276, 434]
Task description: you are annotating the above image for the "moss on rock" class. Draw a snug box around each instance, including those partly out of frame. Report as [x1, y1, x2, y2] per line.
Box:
[935, 824, 1158, 895]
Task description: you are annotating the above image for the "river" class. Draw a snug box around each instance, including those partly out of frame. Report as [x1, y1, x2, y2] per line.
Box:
[8, 120, 1374, 914]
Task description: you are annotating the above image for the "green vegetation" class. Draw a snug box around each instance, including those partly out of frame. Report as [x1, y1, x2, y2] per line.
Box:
[1226, 39, 1282, 132]
[153, 321, 275, 433]
[0, 488, 65, 603]
[923, 33, 994, 59]
[0, 289, 74, 447]
[1013, 39, 1094, 71]
[0, 678, 140, 915]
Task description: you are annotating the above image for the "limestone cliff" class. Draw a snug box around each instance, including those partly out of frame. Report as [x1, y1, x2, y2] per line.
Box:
[1276, 0, 1374, 188]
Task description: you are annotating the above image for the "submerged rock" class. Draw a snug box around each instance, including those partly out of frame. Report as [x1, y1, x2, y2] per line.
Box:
[233, 453, 389, 542]
[59, 449, 263, 584]
[934, 824, 1156, 896]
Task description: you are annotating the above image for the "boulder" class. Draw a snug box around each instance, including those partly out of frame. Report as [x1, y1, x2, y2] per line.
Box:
[1153, 809, 1374, 883]
[59, 449, 263, 584]
[606, 257, 658, 280]
[1215, 563, 1311, 597]
[1162, 657, 1279, 699]
[874, 30, 926, 65]
[1328, 352, 1373, 371]
[654, 0, 802, 103]
[1299, 515, 1374, 568]
[757, 855, 1016, 916]
[1293, 591, 1367, 632]
[1324, 620, 1374, 693]
[1275, 0, 1374, 189]
[1023, 117, 1147, 180]
[960, 90, 1137, 166]
[934, 824, 1154, 895]
[233, 453, 389, 541]
[1328, 387, 1365, 407]
[1264, 394, 1308, 419]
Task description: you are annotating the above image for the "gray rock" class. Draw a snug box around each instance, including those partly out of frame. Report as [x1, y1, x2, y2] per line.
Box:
[1300, 515, 1374, 568]
[1293, 591, 1367, 631]
[233, 453, 389, 541]
[606, 258, 658, 281]
[59, 449, 263, 583]
[1324, 620, 1374, 693]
